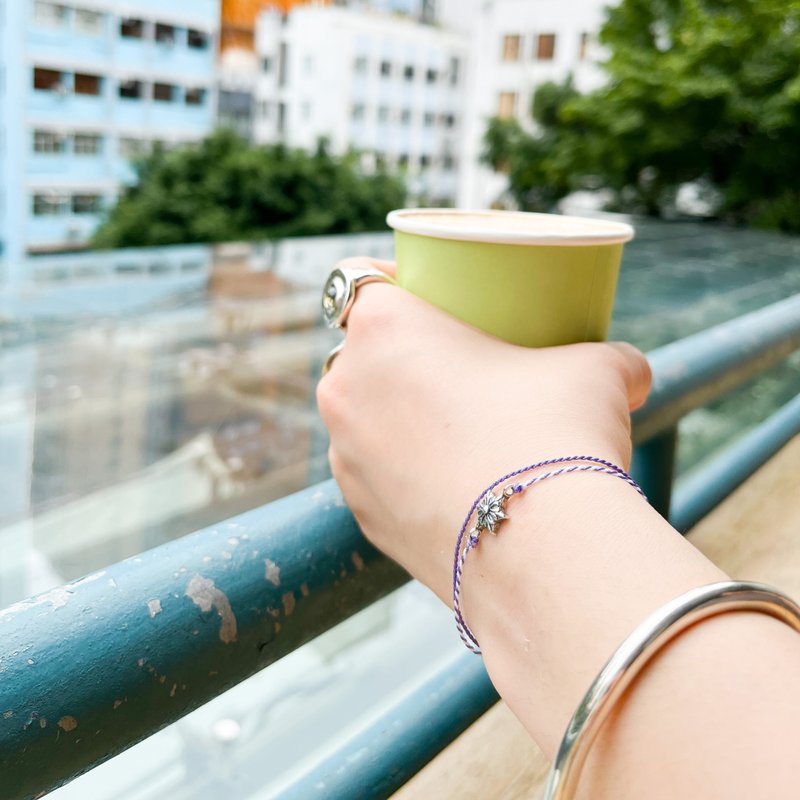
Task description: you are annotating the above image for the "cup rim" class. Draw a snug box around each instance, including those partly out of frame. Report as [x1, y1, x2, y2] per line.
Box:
[386, 208, 635, 246]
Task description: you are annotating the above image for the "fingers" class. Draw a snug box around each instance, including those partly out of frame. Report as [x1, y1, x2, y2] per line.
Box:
[606, 341, 653, 411]
[334, 255, 397, 279]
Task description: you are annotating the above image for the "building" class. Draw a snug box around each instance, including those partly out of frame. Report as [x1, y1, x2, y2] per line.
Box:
[0, 0, 219, 267]
[254, 3, 468, 204]
[437, 0, 609, 208]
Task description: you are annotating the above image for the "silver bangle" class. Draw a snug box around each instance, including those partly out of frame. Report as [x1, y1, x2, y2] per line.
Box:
[544, 580, 800, 799]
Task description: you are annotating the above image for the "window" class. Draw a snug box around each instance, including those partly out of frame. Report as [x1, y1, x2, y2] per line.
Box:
[33, 194, 66, 215]
[74, 134, 102, 155]
[377, 106, 390, 123]
[259, 101, 272, 119]
[579, 32, 590, 61]
[185, 88, 206, 106]
[119, 80, 142, 99]
[75, 9, 103, 35]
[380, 60, 392, 78]
[155, 23, 176, 44]
[400, 109, 412, 125]
[153, 83, 175, 102]
[426, 68, 438, 84]
[420, 154, 431, 168]
[351, 103, 366, 121]
[120, 18, 144, 38]
[33, 2, 68, 27]
[33, 130, 66, 153]
[423, 111, 436, 127]
[119, 137, 147, 157]
[502, 34, 522, 62]
[442, 113, 456, 128]
[497, 91, 517, 118]
[536, 33, 556, 60]
[354, 56, 368, 74]
[403, 65, 415, 82]
[187, 28, 209, 49]
[74, 73, 101, 96]
[449, 57, 460, 86]
[397, 154, 409, 168]
[261, 57, 273, 73]
[71, 194, 103, 214]
[442, 154, 456, 171]
[33, 67, 62, 91]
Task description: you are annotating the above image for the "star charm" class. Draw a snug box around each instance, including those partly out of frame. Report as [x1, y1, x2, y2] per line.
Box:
[475, 488, 510, 535]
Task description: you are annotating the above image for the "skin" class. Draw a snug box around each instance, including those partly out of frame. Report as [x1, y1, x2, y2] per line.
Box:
[317, 257, 800, 799]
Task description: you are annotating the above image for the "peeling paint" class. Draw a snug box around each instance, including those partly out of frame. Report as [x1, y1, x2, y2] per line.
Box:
[208, 671, 218, 677]
[137, 658, 146, 668]
[282, 592, 296, 616]
[57, 716, 78, 732]
[170, 684, 177, 697]
[268, 608, 280, 619]
[108, 578, 118, 589]
[221, 551, 232, 560]
[147, 599, 162, 618]
[39, 718, 46, 728]
[264, 559, 281, 587]
[202, 556, 212, 563]
[274, 622, 281, 633]
[1, 572, 106, 617]
[159, 675, 166, 684]
[312, 490, 324, 504]
[27, 659, 34, 665]
[300, 583, 310, 597]
[186, 575, 238, 644]
[351, 552, 365, 571]
[2, 710, 13, 719]
[113, 700, 123, 710]
[227, 537, 240, 546]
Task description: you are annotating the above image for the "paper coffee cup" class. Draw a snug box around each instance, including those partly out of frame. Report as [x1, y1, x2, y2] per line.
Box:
[386, 209, 634, 347]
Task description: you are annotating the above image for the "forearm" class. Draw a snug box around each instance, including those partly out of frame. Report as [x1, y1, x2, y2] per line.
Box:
[461, 474, 800, 797]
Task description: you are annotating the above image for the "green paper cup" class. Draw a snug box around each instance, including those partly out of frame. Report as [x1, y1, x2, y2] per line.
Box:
[386, 209, 634, 348]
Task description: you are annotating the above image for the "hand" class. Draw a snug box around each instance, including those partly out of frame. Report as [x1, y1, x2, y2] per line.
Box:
[317, 258, 652, 602]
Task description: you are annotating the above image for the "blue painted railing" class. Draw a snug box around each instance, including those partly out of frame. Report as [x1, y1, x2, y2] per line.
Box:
[2, 292, 799, 800]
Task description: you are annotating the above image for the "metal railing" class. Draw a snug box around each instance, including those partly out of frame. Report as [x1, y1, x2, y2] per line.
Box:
[2, 293, 800, 800]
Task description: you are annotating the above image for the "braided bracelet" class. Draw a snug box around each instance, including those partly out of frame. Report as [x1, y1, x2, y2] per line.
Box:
[452, 456, 646, 654]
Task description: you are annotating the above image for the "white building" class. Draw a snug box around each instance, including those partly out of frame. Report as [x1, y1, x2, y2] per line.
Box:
[254, 4, 469, 205]
[438, 0, 610, 208]
[0, 0, 219, 272]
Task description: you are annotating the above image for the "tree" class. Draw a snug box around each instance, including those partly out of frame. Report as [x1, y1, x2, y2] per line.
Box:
[482, 0, 800, 231]
[93, 130, 407, 248]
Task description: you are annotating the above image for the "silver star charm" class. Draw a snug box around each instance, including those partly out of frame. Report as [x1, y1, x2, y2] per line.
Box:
[475, 486, 514, 535]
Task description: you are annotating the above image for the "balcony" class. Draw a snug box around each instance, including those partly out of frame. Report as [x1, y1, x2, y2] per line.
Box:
[0, 224, 799, 798]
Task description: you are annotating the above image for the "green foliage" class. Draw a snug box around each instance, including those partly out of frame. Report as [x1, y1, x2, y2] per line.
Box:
[482, 0, 800, 230]
[93, 130, 406, 248]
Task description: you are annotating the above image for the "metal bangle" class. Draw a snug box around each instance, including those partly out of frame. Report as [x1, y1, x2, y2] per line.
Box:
[544, 580, 800, 799]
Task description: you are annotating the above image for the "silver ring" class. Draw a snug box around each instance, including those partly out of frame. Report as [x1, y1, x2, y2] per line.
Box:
[322, 341, 345, 376]
[321, 266, 394, 330]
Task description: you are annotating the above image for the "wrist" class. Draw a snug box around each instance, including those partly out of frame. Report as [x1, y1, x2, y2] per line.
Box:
[457, 470, 724, 752]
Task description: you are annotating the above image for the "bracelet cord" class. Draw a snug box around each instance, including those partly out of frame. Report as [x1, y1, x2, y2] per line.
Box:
[452, 456, 646, 654]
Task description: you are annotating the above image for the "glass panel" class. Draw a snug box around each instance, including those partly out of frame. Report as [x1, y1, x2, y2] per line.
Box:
[33, 1, 68, 27]
[75, 9, 104, 35]
[187, 28, 209, 49]
[153, 83, 176, 102]
[74, 134, 102, 155]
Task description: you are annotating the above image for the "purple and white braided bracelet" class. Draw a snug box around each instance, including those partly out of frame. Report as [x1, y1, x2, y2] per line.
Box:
[452, 456, 646, 654]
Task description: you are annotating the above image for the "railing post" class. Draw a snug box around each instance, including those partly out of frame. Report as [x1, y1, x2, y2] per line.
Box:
[631, 426, 678, 520]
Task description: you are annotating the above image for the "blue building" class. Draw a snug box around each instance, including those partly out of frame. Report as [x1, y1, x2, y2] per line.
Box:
[0, 0, 219, 280]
